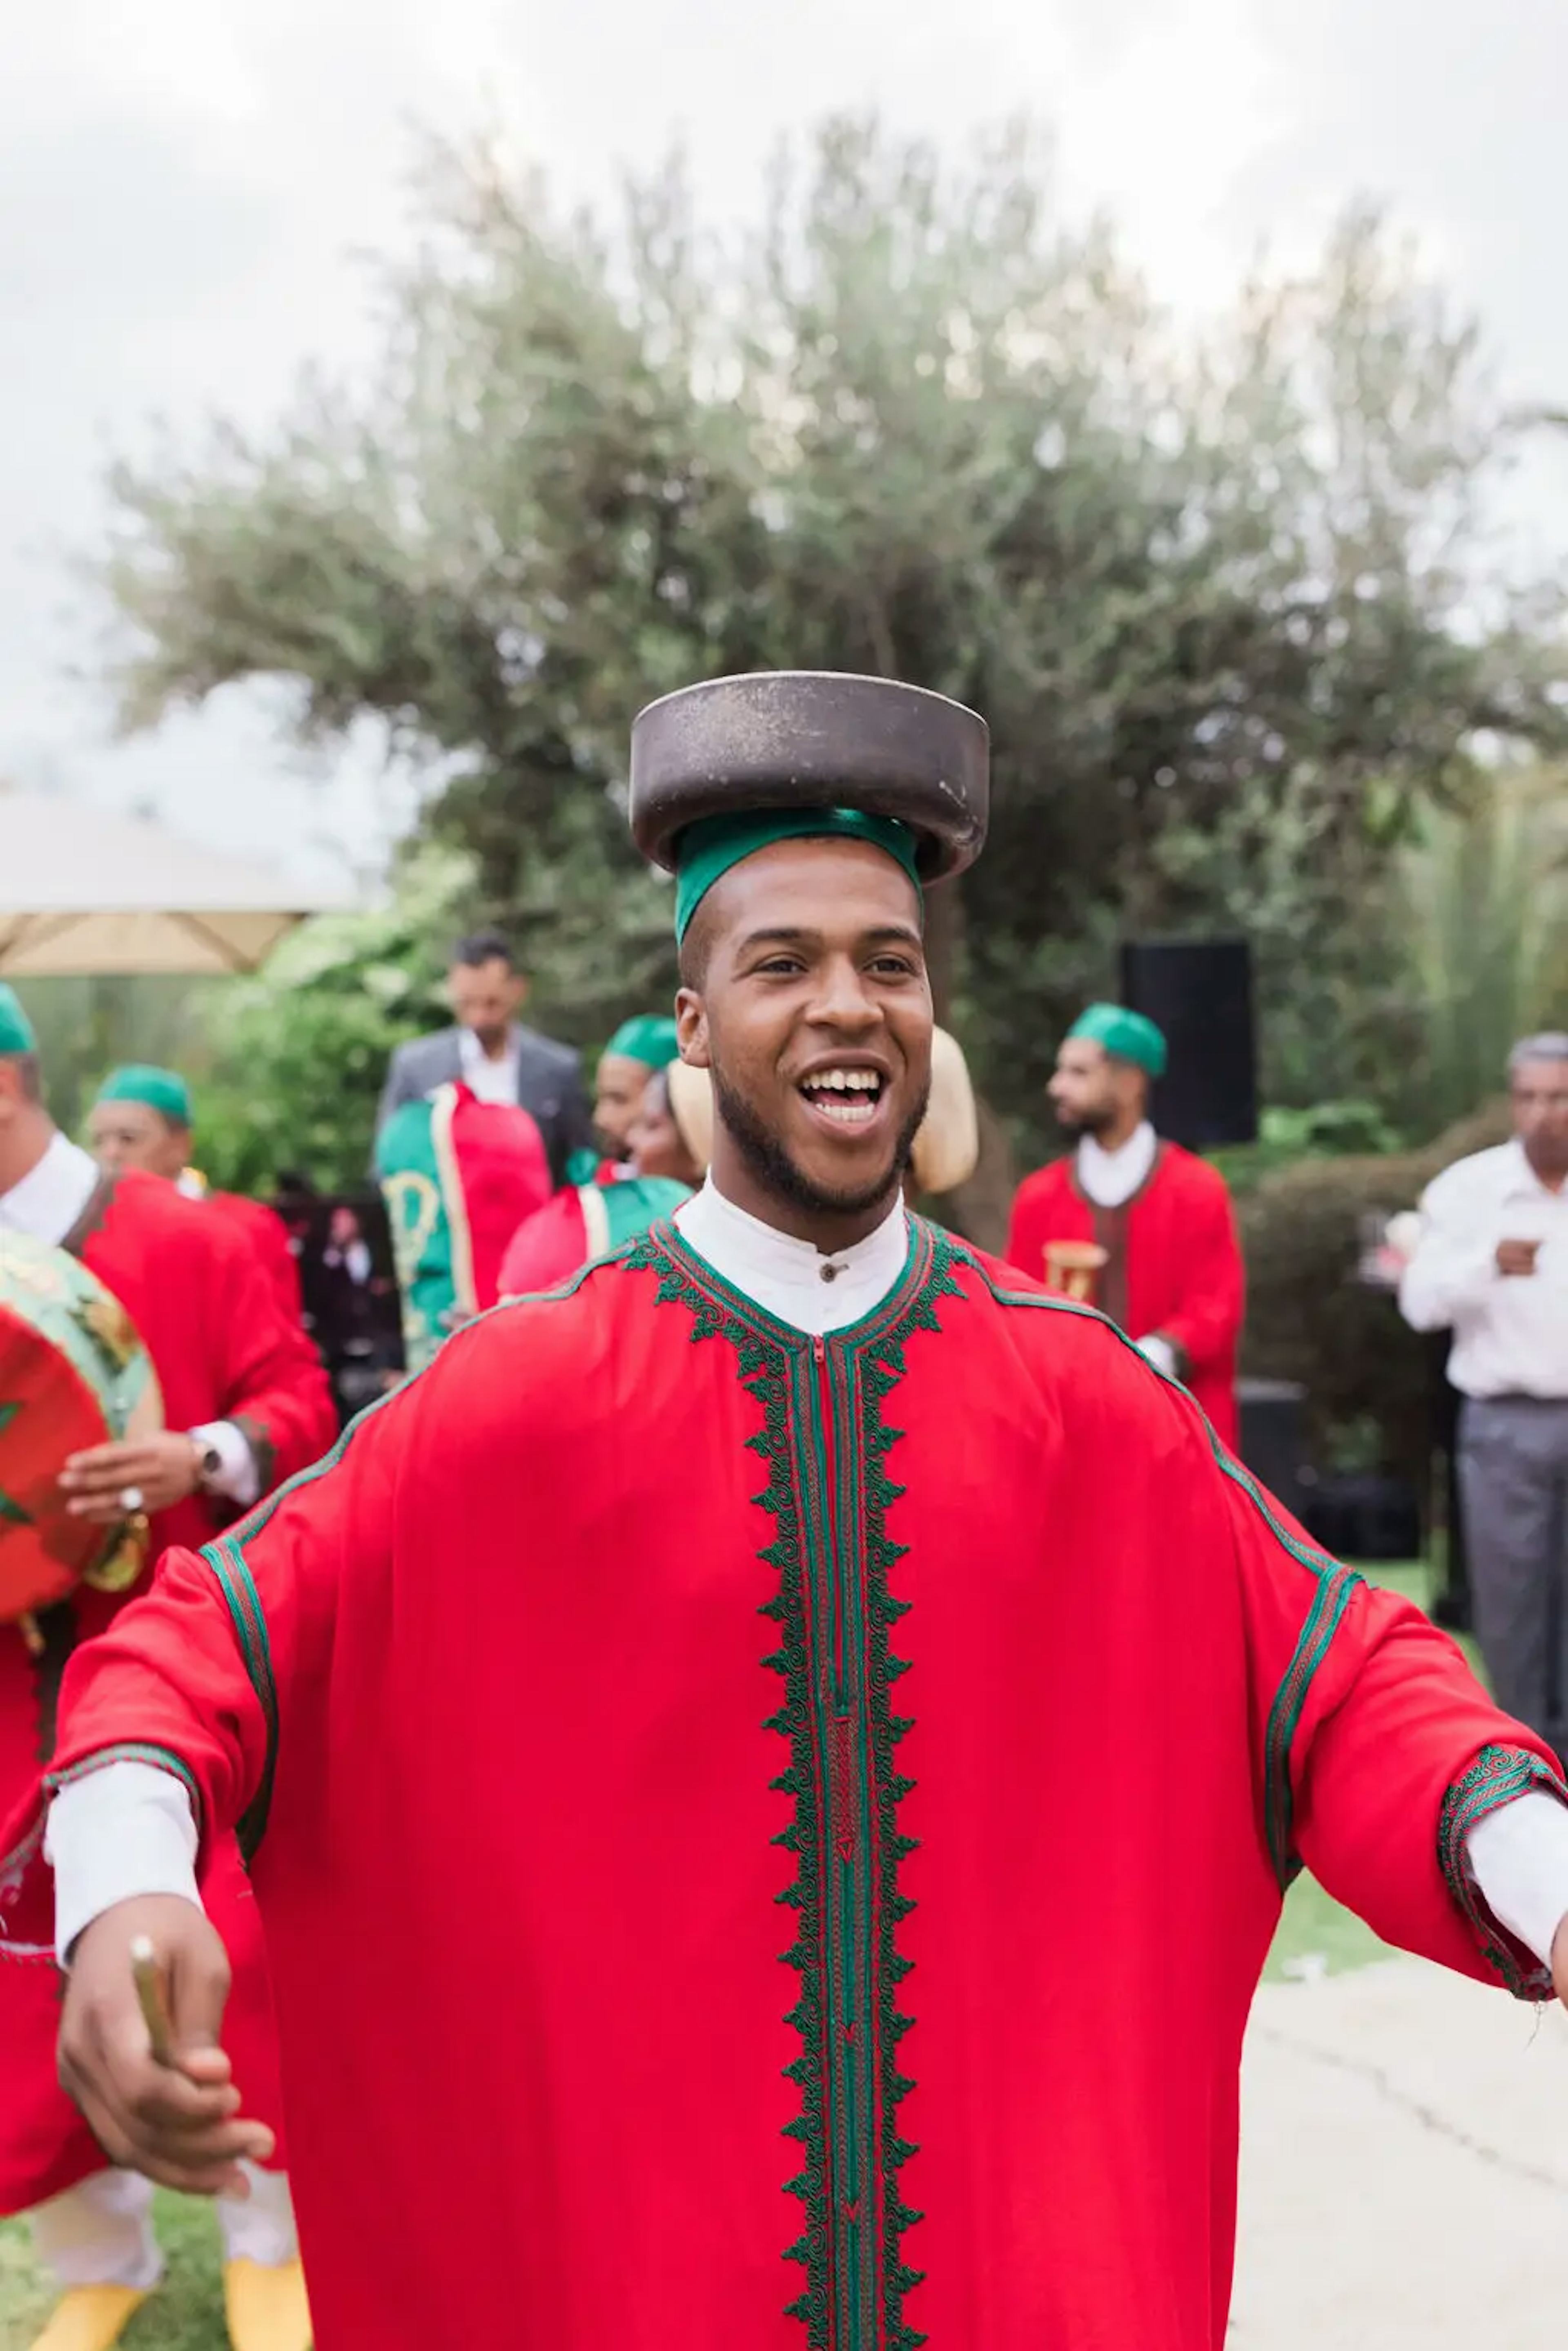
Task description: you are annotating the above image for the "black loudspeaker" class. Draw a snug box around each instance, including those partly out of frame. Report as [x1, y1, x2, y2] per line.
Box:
[1118, 937, 1258, 1149]
[1237, 1378, 1307, 1515]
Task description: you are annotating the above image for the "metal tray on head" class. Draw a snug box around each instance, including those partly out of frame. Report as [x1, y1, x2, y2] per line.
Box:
[629, 671, 989, 878]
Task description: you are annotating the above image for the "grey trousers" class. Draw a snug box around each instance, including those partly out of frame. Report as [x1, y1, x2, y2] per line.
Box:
[1458, 1396, 1568, 1761]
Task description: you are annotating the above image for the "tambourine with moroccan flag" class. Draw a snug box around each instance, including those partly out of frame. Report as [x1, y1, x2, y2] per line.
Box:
[0, 1229, 164, 1624]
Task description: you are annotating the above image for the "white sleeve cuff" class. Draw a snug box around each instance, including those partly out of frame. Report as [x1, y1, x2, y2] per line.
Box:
[191, 1420, 261, 1510]
[1134, 1335, 1179, 1381]
[45, 1761, 203, 1965]
[1466, 1790, 1568, 1972]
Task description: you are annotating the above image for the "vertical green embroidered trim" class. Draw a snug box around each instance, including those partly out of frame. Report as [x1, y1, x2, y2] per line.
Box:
[632, 1218, 957, 2350]
[202, 1537, 279, 1863]
[1439, 1743, 1566, 2001]
[1261, 1564, 1360, 1884]
[858, 1246, 962, 2350]
[952, 1246, 1364, 1887]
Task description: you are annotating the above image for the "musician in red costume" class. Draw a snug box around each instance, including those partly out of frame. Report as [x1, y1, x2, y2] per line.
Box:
[87, 1066, 304, 1325]
[12, 675, 1568, 2351]
[1006, 1002, 1245, 1448]
[0, 992, 334, 2351]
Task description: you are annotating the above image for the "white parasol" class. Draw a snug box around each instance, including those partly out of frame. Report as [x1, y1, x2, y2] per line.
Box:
[0, 787, 348, 976]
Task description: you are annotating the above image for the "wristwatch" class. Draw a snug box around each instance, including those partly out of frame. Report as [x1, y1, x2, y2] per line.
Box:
[190, 1434, 224, 1494]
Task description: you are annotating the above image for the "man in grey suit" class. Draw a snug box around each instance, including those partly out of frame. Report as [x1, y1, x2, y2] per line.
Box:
[376, 929, 596, 1189]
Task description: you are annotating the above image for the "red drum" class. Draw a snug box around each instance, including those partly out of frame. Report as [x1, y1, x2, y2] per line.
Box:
[0, 1230, 163, 1623]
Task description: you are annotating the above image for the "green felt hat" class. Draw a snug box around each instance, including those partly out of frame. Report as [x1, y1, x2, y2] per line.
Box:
[605, 1015, 680, 1069]
[673, 808, 922, 945]
[96, 1064, 194, 1128]
[0, 985, 36, 1057]
[1069, 1002, 1168, 1078]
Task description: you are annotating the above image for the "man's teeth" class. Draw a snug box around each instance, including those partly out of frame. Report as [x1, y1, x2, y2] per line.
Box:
[802, 1069, 882, 1124]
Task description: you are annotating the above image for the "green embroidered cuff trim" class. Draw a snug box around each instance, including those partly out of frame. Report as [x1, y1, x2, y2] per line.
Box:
[201, 1539, 278, 1863]
[1439, 1743, 1566, 2001]
[45, 1742, 202, 1829]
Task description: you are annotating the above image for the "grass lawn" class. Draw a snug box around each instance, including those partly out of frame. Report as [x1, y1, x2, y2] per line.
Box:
[0, 2193, 223, 2350]
[0, 1561, 1465, 2345]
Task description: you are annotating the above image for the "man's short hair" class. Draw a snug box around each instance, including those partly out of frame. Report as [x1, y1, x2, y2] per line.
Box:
[677, 899, 716, 993]
[1509, 1032, 1568, 1075]
[2, 1053, 42, 1103]
[452, 928, 517, 973]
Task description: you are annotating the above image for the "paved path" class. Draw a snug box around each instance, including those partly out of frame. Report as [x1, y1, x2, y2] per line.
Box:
[1233, 1960, 1568, 2345]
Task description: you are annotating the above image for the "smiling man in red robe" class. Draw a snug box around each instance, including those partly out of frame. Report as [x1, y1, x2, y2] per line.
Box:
[9, 674, 1568, 2351]
[1007, 1002, 1246, 1447]
[0, 993, 334, 2351]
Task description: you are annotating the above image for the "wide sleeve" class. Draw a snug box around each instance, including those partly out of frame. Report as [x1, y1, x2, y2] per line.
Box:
[1147, 1168, 1245, 1377]
[1223, 1438, 1567, 1996]
[209, 1226, 338, 1490]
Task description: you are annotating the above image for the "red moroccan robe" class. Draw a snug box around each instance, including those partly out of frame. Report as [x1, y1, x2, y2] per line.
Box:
[0, 1168, 337, 2213]
[2, 1217, 1556, 2346]
[1007, 1142, 1245, 1447]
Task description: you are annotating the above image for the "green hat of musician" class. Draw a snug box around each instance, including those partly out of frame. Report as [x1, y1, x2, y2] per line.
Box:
[1066, 1003, 1168, 1079]
[0, 985, 37, 1058]
[89, 1066, 196, 1184]
[592, 1016, 684, 1168]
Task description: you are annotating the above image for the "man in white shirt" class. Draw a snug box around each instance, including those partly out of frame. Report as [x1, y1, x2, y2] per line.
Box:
[1401, 1033, 1568, 1758]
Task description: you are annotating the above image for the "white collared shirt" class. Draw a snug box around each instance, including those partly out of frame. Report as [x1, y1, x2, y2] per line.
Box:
[1399, 1142, 1568, 1399]
[458, 1025, 523, 1107]
[674, 1180, 908, 1337]
[1076, 1120, 1158, 1210]
[0, 1131, 258, 1506]
[0, 1131, 98, 1241]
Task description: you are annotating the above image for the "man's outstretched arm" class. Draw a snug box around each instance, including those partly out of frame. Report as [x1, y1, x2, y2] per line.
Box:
[3, 1363, 412, 2190]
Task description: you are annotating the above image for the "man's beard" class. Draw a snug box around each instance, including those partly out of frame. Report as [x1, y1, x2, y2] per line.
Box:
[1054, 1106, 1113, 1144]
[713, 1064, 930, 1220]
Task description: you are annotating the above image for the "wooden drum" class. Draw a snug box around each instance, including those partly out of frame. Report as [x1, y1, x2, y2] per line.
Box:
[0, 1229, 163, 1623]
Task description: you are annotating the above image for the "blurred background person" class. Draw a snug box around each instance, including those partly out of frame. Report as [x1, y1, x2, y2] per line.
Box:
[1006, 1004, 1245, 1448]
[587, 1015, 681, 1176]
[1399, 1033, 1568, 1759]
[88, 1066, 304, 1326]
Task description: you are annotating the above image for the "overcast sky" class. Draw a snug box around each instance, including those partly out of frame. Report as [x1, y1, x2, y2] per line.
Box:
[6, 0, 1567, 890]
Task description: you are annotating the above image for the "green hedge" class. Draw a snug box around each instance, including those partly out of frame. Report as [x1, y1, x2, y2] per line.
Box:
[1238, 1100, 1512, 1477]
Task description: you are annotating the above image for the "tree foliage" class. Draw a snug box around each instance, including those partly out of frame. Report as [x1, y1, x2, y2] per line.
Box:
[95, 118, 1568, 1198]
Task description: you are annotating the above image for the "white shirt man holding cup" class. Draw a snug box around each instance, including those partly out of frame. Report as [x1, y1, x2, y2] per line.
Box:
[1401, 1033, 1568, 1759]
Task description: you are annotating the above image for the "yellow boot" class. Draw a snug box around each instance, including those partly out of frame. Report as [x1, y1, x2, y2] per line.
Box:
[26, 2285, 149, 2351]
[222, 2257, 312, 2351]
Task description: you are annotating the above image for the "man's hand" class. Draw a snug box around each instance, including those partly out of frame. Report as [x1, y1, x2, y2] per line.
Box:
[60, 1433, 204, 1522]
[1497, 1238, 1542, 1278]
[58, 1896, 274, 2197]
